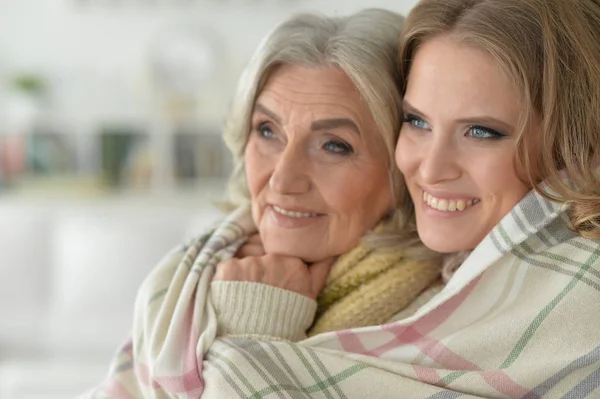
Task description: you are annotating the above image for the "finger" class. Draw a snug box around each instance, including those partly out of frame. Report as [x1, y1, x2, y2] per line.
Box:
[213, 259, 238, 281]
[308, 257, 336, 299]
[235, 243, 266, 258]
[234, 234, 265, 258]
[246, 233, 262, 245]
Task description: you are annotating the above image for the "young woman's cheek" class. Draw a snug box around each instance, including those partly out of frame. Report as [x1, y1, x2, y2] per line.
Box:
[395, 131, 416, 176]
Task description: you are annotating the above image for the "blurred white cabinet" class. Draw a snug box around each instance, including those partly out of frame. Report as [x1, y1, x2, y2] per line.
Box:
[0, 189, 225, 397]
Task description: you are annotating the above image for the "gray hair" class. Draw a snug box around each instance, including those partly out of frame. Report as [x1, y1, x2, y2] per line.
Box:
[222, 8, 438, 260]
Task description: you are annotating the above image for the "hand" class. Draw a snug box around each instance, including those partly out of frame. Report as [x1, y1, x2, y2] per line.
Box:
[213, 253, 334, 300]
[234, 233, 265, 258]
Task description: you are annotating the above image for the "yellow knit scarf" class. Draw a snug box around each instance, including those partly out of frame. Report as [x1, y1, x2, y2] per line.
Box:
[308, 242, 441, 336]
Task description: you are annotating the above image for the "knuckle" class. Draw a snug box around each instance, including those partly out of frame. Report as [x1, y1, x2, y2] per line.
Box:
[259, 254, 279, 266]
[240, 257, 261, 269]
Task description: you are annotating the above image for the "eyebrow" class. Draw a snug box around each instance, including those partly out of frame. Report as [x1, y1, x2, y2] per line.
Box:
[402, 100, 426, 118]
[253, 103, 281, 125]
[402, 100, 515, 133]
[311, 119, 361, 136]
[253, 102, 361, 136]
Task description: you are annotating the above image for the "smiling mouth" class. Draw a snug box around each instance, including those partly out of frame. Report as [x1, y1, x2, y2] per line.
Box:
[423, 191, 480, 212]
[272, 205, 319, 218]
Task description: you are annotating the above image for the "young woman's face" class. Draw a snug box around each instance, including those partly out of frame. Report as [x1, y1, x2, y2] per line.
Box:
[396, 35, 531, 253]
[245, 64, 393, 262]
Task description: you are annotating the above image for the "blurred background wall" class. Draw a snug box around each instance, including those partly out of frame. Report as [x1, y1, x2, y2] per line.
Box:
[0, 0, 418, 397]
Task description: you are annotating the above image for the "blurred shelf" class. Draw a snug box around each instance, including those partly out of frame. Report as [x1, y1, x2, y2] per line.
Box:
[0, 175, 228, 206]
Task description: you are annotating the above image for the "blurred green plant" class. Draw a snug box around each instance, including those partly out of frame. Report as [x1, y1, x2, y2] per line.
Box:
[9, 73, 47, 96]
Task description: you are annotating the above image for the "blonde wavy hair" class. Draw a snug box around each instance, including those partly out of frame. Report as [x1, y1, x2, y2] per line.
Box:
[221, 9, 435, 258]
[400, 0, 600, 238]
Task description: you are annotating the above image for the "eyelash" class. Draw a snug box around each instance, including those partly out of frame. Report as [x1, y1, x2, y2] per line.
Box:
[402, 113, 506, 140]
[254, 122, 355, 156]
[323, 139, 354, 155]
[403, 114, 429, 130]
[467, 125, 506, 140]
[256, 122, 275, 139]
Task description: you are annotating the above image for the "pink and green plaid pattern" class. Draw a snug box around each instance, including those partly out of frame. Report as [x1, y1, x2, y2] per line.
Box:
[86, 190, 600, 398]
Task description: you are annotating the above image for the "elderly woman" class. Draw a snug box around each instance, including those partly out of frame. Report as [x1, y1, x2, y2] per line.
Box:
[183, 0, 598, 398]
[86, 8, 441, 398]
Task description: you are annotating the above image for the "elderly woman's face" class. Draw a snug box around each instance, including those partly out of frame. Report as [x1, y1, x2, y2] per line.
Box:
[245, 64, 393, 262]
[396, 35, 531, 253]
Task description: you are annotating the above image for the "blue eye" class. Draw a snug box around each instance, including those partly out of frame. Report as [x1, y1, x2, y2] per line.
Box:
[403, 114, 430, 130]
[257, 123, 275, 139]
[323, 140, 353, 155]
[468, 126, 505, 139]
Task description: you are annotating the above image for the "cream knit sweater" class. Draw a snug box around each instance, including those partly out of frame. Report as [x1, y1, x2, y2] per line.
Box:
[210, 280, 444, 341]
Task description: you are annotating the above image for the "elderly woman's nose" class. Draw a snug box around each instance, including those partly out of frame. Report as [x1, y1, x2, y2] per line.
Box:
[418, 137, 461, 184]
[268, 145, 311, 195]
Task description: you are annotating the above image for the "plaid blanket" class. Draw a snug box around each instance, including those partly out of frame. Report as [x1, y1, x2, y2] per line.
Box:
[86, 189, 600, 398]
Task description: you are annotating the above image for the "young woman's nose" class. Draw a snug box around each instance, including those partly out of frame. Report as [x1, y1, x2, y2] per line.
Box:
[418, 134, 461, 184]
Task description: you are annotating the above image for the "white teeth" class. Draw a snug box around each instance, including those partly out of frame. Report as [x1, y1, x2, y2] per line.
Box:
[273, 205, 317, 218]
[423, 192, 479, 212]
[437, 199, 449, 211]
